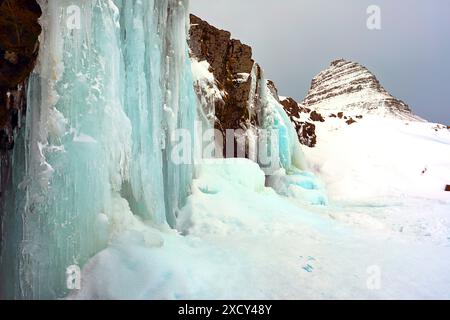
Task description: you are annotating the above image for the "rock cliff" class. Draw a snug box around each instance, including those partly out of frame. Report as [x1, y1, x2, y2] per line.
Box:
[189, 15, 318, 151]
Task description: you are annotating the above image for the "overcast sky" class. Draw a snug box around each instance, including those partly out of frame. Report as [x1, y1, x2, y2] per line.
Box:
[190, 0, 450, 124]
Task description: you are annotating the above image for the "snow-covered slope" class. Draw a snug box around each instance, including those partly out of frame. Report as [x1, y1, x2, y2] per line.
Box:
[281, 57, 450, 201]
[302, 115, 450, 202]
[302, 59, 424, 121]
[293, 58, 450, 201]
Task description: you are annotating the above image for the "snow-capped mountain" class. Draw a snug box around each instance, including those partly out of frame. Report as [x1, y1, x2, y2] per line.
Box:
[302, 59, 424, 121]
[277, 58, 449, 150]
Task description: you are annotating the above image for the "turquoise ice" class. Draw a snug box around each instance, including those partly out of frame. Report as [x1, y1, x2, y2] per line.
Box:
[0, 0, 196, 299]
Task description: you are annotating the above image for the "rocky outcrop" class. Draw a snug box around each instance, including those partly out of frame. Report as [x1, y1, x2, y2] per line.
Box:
[310, 110, 325, 122]
[302, 59, 422, 121]
[446, 185, 450, 192]
[267, 80, 280, 103]
[0, 0, 41, 150]
[346, 118, 357, 125]
[280, 97, 308, 119]
[296, 121, 317, 148]
[189, 14, 259, 135]
[189, 15, 325, 150]
[280, 97, 317, 147]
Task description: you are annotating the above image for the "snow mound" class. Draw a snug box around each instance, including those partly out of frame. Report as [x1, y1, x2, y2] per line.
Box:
[195, 158, 266, 193]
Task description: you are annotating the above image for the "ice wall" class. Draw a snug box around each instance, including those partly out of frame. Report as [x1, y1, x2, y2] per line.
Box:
[115, 0, 196, 227]
[0, 0, 195, 299]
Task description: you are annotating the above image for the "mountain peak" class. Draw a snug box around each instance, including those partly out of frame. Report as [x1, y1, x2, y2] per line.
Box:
[302, 59, 424, 121]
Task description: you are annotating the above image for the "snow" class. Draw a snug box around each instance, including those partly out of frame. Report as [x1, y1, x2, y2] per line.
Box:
[193, 158, 266, 193]
[70, 157, 450, 299]
[233, 72, 250, 83]
[191, 58, 223, 134]
[302, 115, 450, 202]
[191, 59, 223, 102]
[191, 60, 215, 83]
[266, 168, 328, 206]
[309, 89, 423, 121]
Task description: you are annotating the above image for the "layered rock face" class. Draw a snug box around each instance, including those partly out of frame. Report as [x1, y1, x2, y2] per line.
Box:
[302, 59, 422, 121]
[0, 0, 41, 150]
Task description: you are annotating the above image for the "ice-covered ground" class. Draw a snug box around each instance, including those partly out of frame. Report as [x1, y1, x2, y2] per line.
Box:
[70, 116, 450, 300]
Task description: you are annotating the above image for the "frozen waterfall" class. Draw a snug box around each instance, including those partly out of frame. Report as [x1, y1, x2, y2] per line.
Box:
[0, 0, 196, 299]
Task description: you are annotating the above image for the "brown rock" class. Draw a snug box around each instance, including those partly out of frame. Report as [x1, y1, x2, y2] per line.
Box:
[279, 97, 317, 147]
[445, 185, 450, 192]
[267, 80, 280, 102]
[189, 14, 257, 144]
[280, 97, 310, 119]
[346, 118, 357, 125]
[0, 0, 41, 87]
[297, 121, 317, 147]
[189, 14, 232, 83]
[4, 51, 18, 64]
[0, 0, 41, 150]
[280, 97, 299, 118]
[310, 110, 325, 122]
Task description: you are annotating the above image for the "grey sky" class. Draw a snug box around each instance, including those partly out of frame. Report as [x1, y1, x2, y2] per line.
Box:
[190, 0, 450, 124]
